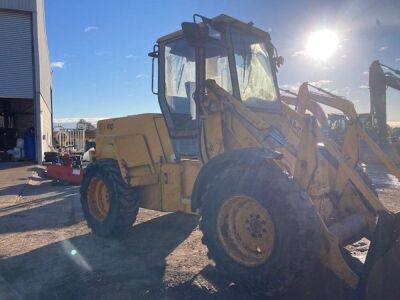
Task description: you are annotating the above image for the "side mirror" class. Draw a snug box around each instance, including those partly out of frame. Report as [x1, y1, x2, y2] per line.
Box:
[181, 22, 209, 46]
[275, 56, 284, 68]
[148, 45, 159, 95]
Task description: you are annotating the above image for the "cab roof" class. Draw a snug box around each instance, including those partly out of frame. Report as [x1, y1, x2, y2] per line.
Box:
[157, 14, 270, 43]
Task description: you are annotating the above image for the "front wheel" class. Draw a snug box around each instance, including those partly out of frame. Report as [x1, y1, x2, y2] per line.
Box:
[80, 159, 139, 238]
[200, 162, 322, 295]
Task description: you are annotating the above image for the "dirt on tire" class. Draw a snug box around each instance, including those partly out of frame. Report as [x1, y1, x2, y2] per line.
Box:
[200, 161, 321, 296]
[80, 159, 139, 238]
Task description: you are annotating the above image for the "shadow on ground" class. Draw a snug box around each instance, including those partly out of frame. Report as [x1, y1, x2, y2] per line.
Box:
[0, 180, 81, 234]
[0, 195, 81, 234]
[0, 213, 199, 300]
[0, 162, 33, 171]
[0, 209, 356, 300]
[0, 163, 361, 299]
[156, 263, 356, 300]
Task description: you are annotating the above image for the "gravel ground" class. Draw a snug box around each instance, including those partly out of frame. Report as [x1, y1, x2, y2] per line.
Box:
[0, 162, 398, 300]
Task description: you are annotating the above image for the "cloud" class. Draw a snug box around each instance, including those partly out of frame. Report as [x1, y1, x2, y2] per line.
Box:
[378, 46, 388, 51]
[125, 54, 137, 59]
[309, 79, 332, 87]
[388, 121, 400, 128]
[53, 117, 110, 128]
[279, 82, 302, 93]
[359, 85, 369, 89]
[136, 74, 149, 79]
[396, 58, 400, 62]
[292, 50, 306, 57]
[50, 61, 65, 69]
[281, 80, 332, 92]
[280, 82, 302, 92]
[95, 50, 105, 56]
[362, 71, 369, 75]
[322, 65, 336, 71]
[341, 87, 352, 95]
[84, 26, 98, 33]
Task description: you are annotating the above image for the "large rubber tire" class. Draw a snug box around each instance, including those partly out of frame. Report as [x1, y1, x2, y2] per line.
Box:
[80, 159, 139, 238]
[200, 161, 321, 295]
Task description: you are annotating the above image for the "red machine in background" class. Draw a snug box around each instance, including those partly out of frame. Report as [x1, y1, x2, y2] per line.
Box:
[44, 152, 84, 185]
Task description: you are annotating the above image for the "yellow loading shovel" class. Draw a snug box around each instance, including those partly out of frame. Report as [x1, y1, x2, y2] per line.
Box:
[282, 83, 400, 299]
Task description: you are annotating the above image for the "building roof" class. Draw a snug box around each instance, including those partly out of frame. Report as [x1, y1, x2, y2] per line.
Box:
[0, 0, 37, 12]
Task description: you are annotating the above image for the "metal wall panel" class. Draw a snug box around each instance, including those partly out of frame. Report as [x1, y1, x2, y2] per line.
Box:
[0, 10, 34, 99]
[35, 0, 52, 110]
[0, 0, 36, 12]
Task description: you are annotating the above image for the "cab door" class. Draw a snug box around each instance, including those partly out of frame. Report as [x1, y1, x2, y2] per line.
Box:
[158, 37, 200, 159]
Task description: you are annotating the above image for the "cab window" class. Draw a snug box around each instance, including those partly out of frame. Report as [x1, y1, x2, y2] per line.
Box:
[165, 38, 197, 129]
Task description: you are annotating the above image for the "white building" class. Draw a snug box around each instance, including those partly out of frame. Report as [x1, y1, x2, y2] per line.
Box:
[0, 0, 52, 163]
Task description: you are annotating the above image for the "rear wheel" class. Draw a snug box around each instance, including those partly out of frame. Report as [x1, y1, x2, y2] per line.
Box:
[200, 161, 321, 295]
[80, 159, 139, 238]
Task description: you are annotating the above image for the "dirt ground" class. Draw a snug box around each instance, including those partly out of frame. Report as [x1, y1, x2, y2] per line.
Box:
[0, 162, 398, 300]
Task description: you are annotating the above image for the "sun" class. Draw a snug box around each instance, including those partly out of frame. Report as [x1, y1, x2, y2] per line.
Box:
[305, 29, 339, 61]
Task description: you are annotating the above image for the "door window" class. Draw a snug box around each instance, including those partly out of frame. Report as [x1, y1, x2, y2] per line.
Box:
[165, 38, 197, 129]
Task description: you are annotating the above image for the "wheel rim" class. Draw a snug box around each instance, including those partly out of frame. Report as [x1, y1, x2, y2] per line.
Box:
[87, 176, 110, 221]
[216, 195, 275, 267]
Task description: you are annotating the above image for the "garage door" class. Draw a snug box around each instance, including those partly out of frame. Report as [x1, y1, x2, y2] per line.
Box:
[0, 10, 34, 99]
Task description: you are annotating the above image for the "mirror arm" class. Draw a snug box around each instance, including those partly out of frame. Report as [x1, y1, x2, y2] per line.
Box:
[193, 14, 212, 25]
[149, 44, 159, 95]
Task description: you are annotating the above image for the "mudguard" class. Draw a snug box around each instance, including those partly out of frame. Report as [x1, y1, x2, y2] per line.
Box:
[191, 147, 282, 212]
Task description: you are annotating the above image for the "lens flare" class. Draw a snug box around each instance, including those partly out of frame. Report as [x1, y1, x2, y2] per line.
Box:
[306, 29, 339, 61]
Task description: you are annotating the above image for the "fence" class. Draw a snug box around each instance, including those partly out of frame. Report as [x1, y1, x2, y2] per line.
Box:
[54, 129, 86, 152]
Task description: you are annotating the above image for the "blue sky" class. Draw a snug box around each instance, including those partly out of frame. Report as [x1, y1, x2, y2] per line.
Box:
[46, 0, 400, 125]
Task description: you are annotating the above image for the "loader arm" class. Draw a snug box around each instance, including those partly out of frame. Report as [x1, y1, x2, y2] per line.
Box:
[199, 80, 395, 212]
[198, 79, 400, 288]
[280, 92, 329, 128]
[284, 84, 400, 293]
[201, 80, 385, 215]
[300, 83, 400, 181]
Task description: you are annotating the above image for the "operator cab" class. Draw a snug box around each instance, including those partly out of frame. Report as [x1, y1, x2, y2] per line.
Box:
[149, 14, 281, 159]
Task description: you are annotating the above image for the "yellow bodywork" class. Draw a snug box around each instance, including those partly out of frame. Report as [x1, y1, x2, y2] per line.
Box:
[82, 15, 400, 296]
[93, 81, 400, 289]
[95, 114, 201, 213]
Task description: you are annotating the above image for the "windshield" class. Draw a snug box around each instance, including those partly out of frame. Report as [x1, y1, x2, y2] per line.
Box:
[231, 28, 278, 108]
[205, 39, 232, 94]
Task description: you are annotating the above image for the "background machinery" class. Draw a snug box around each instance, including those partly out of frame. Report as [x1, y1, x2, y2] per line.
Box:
[80, 15, 400, 298]
[369, 60, 400, 142]
[305, 61, 400, 163]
